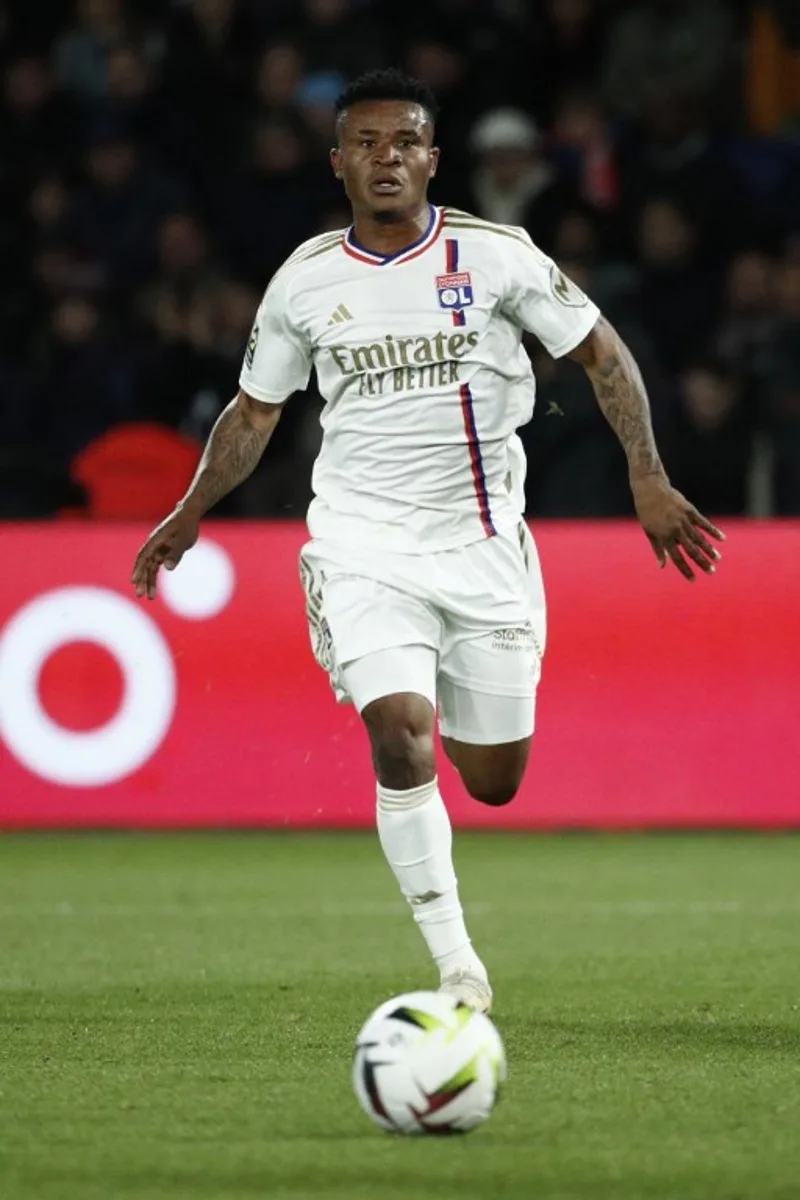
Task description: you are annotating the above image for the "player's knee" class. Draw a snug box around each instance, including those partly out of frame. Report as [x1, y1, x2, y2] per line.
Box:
[362, 698, 436, 789]
[465, 778, 520, 807]
[373, 724, 436, 788]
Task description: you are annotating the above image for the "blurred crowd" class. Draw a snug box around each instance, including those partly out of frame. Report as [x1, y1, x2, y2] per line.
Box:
[0, 0, 799, 520]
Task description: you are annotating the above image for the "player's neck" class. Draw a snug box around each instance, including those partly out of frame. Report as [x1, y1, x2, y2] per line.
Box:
[350, 202, 433, 257]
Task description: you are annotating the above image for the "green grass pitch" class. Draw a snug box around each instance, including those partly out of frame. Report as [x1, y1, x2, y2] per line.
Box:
[1, 832, 799, 1200]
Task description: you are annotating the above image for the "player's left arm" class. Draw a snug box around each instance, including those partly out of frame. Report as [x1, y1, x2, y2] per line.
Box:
[568, 315, 725, 581]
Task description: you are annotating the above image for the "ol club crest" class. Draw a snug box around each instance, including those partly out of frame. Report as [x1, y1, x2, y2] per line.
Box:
[436, 271, 474, 312]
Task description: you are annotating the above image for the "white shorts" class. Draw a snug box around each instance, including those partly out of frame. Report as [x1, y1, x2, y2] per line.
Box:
[299, 525, 546, 745]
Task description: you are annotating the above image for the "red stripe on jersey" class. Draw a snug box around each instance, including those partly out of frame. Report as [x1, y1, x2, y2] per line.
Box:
[445, 237, 467, 326]
[459, 383, 496, 538]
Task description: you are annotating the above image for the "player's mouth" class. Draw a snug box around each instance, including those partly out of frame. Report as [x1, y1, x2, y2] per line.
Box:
[369, 176, 404, 195]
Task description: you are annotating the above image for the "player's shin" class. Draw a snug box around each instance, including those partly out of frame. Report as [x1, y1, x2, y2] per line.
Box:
[376, 779, 487, 983]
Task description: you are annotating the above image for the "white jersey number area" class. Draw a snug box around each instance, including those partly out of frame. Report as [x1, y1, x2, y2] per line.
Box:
[239, 206, 599, 553]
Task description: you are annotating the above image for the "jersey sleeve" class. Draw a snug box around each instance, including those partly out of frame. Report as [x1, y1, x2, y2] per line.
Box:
[500, 230, 600, 358]
[238, 270, 312, 404]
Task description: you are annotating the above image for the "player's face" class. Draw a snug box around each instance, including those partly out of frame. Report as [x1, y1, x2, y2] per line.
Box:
[331, 100, 439, 219]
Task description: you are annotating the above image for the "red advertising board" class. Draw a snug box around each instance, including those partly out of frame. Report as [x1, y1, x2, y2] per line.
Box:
[0, 520, 798, 828]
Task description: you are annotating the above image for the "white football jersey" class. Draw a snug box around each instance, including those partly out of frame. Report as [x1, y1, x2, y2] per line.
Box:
[239, 205, 599, 552]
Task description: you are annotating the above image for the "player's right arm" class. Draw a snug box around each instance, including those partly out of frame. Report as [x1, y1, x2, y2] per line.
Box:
[131, 391, 281, 600]
[132, 261, 312, 600]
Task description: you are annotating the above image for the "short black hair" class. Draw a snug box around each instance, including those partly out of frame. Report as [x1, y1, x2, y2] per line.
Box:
[335, 69, 439, 127]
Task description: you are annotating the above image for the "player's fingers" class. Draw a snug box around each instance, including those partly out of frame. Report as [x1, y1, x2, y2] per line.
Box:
[132, 552, 150, 596]
[677, 532, 715, 575]
[685, 524, 721, 563]
[133, 544, 161, 596]
[666, 540, 695, 582]
[690, 510, 725, 541]
[140, 553, 160, 600]
[647, 533, 668, 568]
[147, 561, 160, 601]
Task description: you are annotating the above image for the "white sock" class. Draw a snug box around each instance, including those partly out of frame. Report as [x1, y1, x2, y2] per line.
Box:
[376, 778, 487, 982]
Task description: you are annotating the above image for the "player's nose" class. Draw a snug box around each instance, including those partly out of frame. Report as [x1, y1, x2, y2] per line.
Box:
[374, 142, 402, 164]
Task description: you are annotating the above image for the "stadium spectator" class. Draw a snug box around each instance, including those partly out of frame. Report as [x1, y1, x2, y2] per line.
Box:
[601, 0, 738, 122]
[85, 42, 166, 151]
[465, 107, 580, 252]
[633, 198, 721, 373]
[160, 0, 258, 185]
[55, 0, 129, 99]
[713, 251, 780, 390]
[223, 116, 328, 281]
[617, 93, 758, 263]
[525, 0, 606, 124]
[70, 129, 186, 288]
[283, 0, 386, 79]
[253, 39, 307, 121]
[670, 361, 754, 516]
[0, 55, 81, 180]
[295, 69, 345, 151]
[35, 294, 138, 463]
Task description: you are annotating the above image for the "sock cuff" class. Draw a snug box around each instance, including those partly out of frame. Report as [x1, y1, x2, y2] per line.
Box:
[377, 777, 439, 813]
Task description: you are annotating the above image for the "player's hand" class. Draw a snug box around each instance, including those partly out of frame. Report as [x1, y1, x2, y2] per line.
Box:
[131, 507, 199, 600]
[631, 475, 724, 582]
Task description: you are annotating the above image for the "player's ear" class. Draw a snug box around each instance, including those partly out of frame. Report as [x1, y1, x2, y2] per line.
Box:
[429, 146, 440, 178]
[330, 147, 343, 179]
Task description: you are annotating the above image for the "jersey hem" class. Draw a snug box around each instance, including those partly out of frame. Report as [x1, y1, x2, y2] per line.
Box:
[305, 513, 523, 557]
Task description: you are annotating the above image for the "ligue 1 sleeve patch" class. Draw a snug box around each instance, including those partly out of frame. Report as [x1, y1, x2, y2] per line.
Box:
[549, 264, 589, 308]
[436, 272, 474, 312]
[245, 322, 260, 368]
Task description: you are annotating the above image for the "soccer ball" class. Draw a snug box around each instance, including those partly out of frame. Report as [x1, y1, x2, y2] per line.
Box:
[352, 990, 506, 1135]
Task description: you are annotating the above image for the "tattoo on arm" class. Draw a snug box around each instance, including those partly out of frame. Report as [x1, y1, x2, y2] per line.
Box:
[181, 397, 276, 516]
[571, 317, 663, 479]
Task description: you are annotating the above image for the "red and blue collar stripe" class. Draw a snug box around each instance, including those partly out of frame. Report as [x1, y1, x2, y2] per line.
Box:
[343, 205, 444, 266]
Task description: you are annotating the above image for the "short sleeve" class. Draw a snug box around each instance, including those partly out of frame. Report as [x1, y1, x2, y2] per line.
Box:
[238, 271, 312, 404]
[501, 230, 600, 359]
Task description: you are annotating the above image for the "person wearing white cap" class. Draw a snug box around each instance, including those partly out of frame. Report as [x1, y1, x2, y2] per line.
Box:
[467, 107, 578, 246]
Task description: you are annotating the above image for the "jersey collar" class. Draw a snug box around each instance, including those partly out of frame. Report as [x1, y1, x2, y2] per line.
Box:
[342, 205, 443, 266]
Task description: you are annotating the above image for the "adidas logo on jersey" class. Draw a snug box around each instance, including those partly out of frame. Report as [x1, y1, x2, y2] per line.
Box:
[327, 303, 353, 326]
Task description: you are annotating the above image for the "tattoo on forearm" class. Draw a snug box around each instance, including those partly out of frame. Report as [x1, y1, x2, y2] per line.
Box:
[183, 401, 272, 514]
[580, 320, 662, 478]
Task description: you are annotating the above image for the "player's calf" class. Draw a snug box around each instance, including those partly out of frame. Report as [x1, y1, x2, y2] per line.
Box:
[442, 737, 531, 807]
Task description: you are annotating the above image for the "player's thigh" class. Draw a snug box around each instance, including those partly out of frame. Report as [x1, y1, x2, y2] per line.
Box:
[343, 644, 438, 719]
[299, 544, 442, 702]
[438, 621, 541, 804]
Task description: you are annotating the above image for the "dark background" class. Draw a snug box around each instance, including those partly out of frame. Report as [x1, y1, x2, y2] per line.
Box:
[1, 0, 798, 521]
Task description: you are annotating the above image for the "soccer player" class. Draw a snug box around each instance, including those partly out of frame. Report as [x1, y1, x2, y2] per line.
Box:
[132, 70, 724, 1013]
